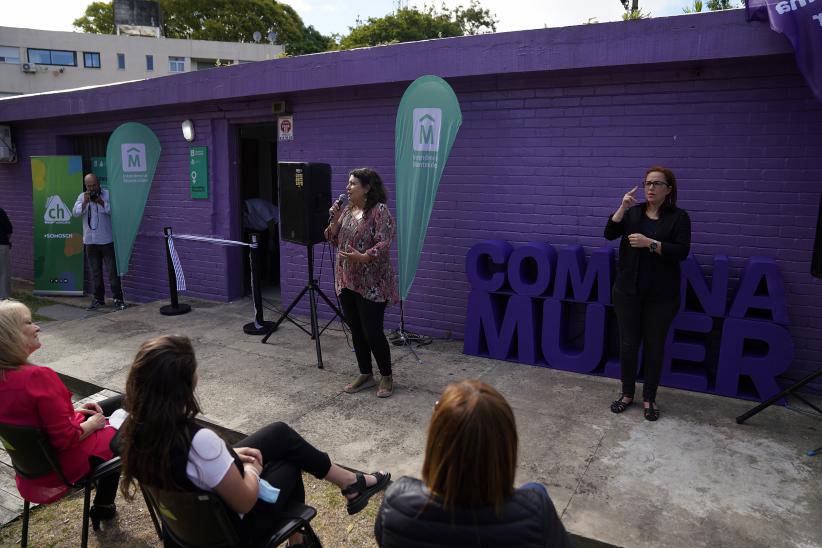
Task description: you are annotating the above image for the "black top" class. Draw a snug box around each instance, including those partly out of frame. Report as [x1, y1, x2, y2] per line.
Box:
[374, 476, 574, 548]
[0, 208, 11, 246]
[604, 204, 691, 300]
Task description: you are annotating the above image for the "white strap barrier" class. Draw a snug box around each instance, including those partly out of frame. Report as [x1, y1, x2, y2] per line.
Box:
[167, 233, 258, 292]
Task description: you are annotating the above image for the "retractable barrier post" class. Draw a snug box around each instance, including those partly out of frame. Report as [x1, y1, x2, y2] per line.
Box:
[160, 227, 192, 316]
[244, 233, 275, 334]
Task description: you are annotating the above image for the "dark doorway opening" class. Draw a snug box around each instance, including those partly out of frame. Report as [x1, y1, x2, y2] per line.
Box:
[237, 123, 280, 295]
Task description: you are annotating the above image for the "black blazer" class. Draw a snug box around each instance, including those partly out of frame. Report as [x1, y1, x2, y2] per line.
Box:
[604, 204, 691, 300]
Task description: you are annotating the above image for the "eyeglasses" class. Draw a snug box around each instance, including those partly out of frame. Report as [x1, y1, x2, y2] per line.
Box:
[643, 181, 670, 189]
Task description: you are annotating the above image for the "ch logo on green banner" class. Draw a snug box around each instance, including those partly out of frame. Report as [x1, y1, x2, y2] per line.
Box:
[395, 76, 462, 300]
[106, 122, 161, 276]
[31, 156, 85, 295]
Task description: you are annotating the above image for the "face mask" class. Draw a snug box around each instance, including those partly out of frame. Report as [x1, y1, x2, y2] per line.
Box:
[257, 477, 280, 504]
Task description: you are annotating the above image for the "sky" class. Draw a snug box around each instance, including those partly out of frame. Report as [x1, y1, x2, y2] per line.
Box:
[3, 0, 722, 37]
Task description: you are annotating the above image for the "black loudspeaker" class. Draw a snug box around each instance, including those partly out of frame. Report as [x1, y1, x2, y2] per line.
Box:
[813, 193, 822, 279]
[278, 162, 332, 245]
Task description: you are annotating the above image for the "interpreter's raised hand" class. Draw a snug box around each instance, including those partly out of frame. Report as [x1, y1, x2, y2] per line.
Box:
[235, 447, 264, 467]
[621, 186, 638, 210]
[628, 233, 652, 248]
[338, 245, 371, 264]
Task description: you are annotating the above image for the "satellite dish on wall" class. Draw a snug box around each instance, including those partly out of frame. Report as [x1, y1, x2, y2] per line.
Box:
[253, 31, 262, 43]
[267, 31, 277, 44]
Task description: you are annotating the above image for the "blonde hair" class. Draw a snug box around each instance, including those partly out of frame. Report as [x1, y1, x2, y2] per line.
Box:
[0, 300, 33, 370]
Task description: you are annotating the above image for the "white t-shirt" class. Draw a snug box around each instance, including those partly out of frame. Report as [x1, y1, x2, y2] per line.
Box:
[186, 428, 235, 491]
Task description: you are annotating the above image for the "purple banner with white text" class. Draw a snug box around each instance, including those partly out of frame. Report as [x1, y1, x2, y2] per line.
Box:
[746, 0, 822, 102]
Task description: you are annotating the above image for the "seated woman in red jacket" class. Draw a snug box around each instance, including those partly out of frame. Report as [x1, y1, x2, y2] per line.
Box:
[374, 380, 574, 547]
[0, 300, 122, 528]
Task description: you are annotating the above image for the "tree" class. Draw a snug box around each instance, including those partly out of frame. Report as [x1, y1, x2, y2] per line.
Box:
[74, 0, 305, 50]
[286, 25, 336, 56]
[338, 1, 497, 50]
[682, 0, 704, 12]
[706, 0, 738, 9]
[619, 0, 650, 20]
[73, 1, 115, 34]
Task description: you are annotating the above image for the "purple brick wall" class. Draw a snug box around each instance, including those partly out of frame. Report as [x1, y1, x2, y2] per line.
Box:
[1, 11, 820, 389]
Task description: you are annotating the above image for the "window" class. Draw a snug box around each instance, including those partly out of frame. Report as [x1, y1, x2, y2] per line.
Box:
[117, 53, 125, 70]
[146, 54, 154, 71]
[83, 52, 101, 69]
[0, 46, 21, 64]
[27, 48, 76, 66]
[169, 56, 185, 73]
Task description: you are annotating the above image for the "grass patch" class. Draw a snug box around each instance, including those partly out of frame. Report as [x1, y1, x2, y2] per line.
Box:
[10, 291, 57, 322]
[0, 474, 384, 547]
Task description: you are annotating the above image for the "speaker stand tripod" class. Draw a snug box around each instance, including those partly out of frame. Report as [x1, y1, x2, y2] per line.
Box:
[261, 244, 342, 369]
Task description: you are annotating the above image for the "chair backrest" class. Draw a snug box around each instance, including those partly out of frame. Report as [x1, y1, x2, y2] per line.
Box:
[0, 422, 69, 484]
[143, 485, 242, 548]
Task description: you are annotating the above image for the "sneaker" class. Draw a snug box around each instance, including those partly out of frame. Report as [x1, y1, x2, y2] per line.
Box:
[86, 299, 104, 311]
[114, 299, 126, 311]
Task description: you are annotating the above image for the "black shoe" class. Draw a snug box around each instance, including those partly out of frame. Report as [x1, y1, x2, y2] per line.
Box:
[89, 503, 116, 530]
[86, 299, 104, 311]
[610, 395, 633, 414]
[113, 299, 126, 310]
[643, 401, 660, 421]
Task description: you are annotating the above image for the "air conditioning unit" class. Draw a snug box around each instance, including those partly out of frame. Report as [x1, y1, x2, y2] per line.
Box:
[21, 62, 38, 73]
[0, 125, 17, 164]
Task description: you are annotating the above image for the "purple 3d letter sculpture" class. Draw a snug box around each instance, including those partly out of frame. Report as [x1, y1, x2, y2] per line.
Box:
[464, 241, 794, 402]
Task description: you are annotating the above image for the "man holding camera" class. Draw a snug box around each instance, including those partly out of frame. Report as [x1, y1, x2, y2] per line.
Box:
[72, 173, 124, 310]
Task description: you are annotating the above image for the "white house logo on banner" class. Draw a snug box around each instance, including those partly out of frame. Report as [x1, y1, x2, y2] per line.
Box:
[43, 195, 72, 224]
[413, 108, 442, 152]
[121, 143, 147, 172]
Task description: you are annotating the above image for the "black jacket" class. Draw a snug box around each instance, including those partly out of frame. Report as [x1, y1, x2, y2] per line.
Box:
[0, 207, 11, 246]
[374, 476, 574, 548]
[604, 204, 691, 300]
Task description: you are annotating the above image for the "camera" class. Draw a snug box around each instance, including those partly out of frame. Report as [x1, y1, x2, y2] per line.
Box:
[88, 190, 100, 201]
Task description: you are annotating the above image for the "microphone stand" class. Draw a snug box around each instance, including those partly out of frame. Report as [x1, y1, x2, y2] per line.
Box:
[394, 299, 421, 363]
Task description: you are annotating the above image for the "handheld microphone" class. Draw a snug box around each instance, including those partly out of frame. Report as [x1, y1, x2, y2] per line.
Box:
[329, 193, 346, 222]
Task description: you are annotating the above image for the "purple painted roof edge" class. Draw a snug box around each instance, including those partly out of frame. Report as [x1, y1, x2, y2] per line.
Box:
[0, 10, 790, 122]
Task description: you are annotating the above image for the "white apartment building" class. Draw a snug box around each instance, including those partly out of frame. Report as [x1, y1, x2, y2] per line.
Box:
[0, 26, 284, 97]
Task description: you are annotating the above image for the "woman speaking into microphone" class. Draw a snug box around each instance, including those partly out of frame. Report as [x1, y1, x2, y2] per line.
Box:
[325, 168, 399, 398]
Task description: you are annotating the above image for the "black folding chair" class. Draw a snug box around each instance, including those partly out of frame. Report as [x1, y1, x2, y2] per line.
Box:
[0, 422, 121, 548]
[142, 484, 322, 547]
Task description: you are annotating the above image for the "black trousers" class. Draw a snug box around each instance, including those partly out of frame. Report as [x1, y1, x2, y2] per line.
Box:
[233, 422, 332, 544]
[339, 288, 392, 377]
[86, 242, 123, 302]
[612, 287, 679, 402]
[87, 394, 124, 506]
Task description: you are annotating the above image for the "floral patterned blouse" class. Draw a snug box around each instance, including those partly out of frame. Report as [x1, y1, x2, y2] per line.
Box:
[326, 202, 399, 304]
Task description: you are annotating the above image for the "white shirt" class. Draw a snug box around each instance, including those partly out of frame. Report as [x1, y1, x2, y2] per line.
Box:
[186, 428, 234, 491]
[72, 188, 114, 245]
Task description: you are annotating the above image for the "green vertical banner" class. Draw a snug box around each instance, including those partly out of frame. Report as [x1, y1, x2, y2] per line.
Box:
[189, 146, 208, 199]
[31, 156, 85, 295]
[106, 122, 161, 276]
[394, 75, 462, 299]
[91, 156, 108, 188]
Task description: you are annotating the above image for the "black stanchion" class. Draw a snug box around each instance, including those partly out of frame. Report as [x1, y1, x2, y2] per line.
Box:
[244, 233, 275, 335]
[160, 227, 192, 316]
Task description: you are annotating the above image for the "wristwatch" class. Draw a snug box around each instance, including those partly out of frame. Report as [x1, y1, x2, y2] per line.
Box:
[649, 240, 658, 253]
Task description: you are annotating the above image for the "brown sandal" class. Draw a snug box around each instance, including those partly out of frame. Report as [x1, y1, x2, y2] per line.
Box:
[344, 374, 375, 394]
[377, 375, 393, 398]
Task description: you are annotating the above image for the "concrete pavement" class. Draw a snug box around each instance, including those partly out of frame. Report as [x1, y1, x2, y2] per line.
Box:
[28, 295, 822, 548]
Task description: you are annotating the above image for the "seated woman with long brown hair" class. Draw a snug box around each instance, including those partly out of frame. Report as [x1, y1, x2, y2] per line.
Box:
[118, 335, 390, 546]
[374, 380, 573, 547]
